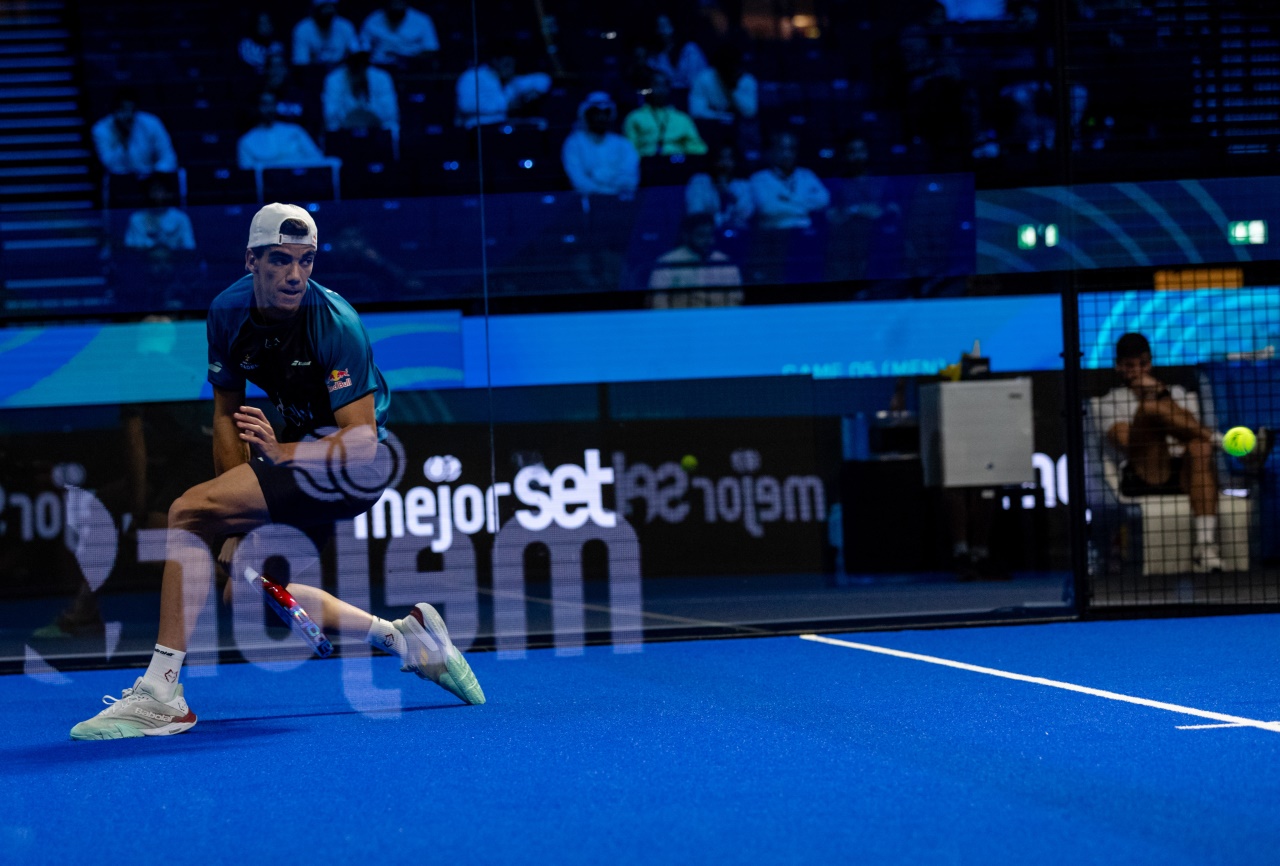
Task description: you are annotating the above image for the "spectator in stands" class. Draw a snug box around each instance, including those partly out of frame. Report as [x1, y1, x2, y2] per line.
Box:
[825, 134, 901, 280]
[124, 177, 195, 252]
[649, 212, 742, 290]
[360, 0, 439, 67]
[647, 13, 707, 91]
[750, 131, 830, 230]
[92, 89, 178, 177]
[689, 44, 757, 124]
[456, 47, 552, 128]
[685, 145, 754, 229]
[561, 92, 640, 197]
[262, 53, 310, 125]
[897, 24, 985, 166]
[237, 92, 330, 169]
[323, 51, 399, 134]
[623, 72, 708, 157]
[292, 0, 360, 67]
[240, 12, 285, 75]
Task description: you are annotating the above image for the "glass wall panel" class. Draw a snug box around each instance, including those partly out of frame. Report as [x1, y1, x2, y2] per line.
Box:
[8, 0, 1279, 681]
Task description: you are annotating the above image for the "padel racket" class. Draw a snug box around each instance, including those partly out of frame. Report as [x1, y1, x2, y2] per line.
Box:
[243, 566, 334, 658]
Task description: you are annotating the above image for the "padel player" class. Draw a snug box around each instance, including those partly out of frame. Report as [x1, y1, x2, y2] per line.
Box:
[72, 203, 484, 740]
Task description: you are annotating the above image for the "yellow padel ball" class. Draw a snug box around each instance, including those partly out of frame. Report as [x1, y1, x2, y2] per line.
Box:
[1223, 426, 1256, 457]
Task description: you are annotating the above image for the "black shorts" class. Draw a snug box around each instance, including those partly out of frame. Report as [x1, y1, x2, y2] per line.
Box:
[249, 455, 385, 529]
[1120, 457, 1185, 497]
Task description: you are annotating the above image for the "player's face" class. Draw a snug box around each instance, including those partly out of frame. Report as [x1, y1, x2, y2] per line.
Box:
[247, 243, 315, 319]
[1116, 352, 1153, 386]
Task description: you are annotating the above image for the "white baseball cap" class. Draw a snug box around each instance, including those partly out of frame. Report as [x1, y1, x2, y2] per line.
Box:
[247, 202, 318, 250]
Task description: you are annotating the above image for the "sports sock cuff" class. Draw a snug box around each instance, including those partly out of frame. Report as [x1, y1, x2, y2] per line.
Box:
[367, 618, 407, 657]
[142, 644, 185, 698]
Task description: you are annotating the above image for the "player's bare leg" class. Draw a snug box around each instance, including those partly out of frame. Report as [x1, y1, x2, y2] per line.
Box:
[156, 463, 271, 651]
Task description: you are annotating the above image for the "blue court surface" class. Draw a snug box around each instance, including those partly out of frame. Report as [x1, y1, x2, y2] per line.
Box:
[3, 615, 1279, 865]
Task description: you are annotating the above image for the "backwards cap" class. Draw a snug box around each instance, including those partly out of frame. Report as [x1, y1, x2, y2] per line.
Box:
[247, 202, 318, 250]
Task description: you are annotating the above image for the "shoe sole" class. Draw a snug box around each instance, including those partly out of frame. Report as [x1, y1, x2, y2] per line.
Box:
[70, 717, 196, 741]
[407, 604, 486, 705]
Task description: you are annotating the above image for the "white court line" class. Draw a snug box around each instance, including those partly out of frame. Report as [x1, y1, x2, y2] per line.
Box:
[1175, 722, 1280, 731]
[800, 633, 1280, 734]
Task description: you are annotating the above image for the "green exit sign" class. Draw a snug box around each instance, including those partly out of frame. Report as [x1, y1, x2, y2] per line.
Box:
[1018, 224, 1059, 250]
[1228, 220, 1267, 245]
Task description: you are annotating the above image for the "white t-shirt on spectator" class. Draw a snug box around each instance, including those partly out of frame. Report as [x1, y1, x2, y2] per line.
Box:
[322, 66, 399, 131]
[124, 207, 195, 251]
[648, 43, 708, 90]
[686, 173, 754, 227]
[92, 111, 178, 175]
[689, 69, 758, 121]
[648, 247, 742, 289]
[456, 65, 551, 126]
[561, 130, 639, 195]
[749, 167, 831, 230]
[1094, 384, 1195, 461]
[292, 15, 360, 65]
[361, 7, 438, 64]
[237, 122, 328, 169]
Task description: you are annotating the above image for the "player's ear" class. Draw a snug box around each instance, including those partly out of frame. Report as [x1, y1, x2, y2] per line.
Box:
[244, 248, 256, 273]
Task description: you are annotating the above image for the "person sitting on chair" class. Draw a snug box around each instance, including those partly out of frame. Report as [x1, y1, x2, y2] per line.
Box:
[1096, 332, 1223, 572]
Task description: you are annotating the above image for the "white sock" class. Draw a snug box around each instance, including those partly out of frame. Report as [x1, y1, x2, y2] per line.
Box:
[141, 644, 185, 699]
[1194, 515, 1217, 547]
[367, 617, 407, 659]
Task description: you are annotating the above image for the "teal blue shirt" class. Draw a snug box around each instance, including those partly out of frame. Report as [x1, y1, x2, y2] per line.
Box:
[206, 275, 390, 442]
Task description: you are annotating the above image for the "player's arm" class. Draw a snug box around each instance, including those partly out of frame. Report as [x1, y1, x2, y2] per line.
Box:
[235, 392, 378, 469]
[1106, 422, 1130, 450]
[212, 384, 250, 476]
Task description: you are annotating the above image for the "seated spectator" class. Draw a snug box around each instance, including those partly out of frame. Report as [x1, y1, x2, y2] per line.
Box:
[1097, 332, 1240, 573]
[897, 24, 984, 166]
[323, 51, 399, 133]
[124, 177, 195, 251]
[360, 0, 439, 66]
[647, 13, 708, 91]
[685, 145, 754, 229]
[750, 132, 830, 230]
[92, 89, 178, 176]
[262, 54, 310, 125]
[826, 135, 901, 281]
[239, 12, 284, 75]
[292, 0, 360, 67]
[623, 72, 708, 157]
[238, 92, 331, 169]
[561, 92, 640, 196]
[649, 213, 742, 290]
[456, 48, 552, 127]
[689, 44, 757, 123]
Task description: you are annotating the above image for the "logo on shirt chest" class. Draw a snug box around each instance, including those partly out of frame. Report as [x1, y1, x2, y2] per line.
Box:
[291, 359, 312, 366]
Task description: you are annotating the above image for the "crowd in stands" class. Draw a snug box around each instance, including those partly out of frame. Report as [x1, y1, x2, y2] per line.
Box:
[81, 0, 1149, 303]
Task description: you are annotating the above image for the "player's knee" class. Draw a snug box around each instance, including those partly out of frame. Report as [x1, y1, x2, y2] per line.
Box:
[169, 490, 211, 531]
[1187, 439, 1212, 461]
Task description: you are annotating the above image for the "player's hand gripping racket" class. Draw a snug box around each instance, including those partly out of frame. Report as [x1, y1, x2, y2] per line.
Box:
[243, 566, 334, 658]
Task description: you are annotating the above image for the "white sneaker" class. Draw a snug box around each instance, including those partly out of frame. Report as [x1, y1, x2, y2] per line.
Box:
[394, 603, 486, 705]
[70, 677, 197, 740]
[1192, 543, 1225, 574]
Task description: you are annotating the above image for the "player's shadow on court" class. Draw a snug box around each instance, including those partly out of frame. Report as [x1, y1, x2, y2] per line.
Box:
[205, 703, 468, 725]
[1, 706, 463, 773]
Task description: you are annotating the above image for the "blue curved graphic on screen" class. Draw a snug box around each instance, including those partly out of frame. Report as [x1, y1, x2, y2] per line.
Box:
[1080, 287, 1280, 368]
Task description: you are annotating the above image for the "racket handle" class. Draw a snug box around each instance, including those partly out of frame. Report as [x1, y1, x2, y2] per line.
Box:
[243, 567, 334, 659]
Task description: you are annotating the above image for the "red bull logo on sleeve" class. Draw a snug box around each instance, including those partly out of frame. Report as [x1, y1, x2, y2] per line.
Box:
[326, 369, 352, 393]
